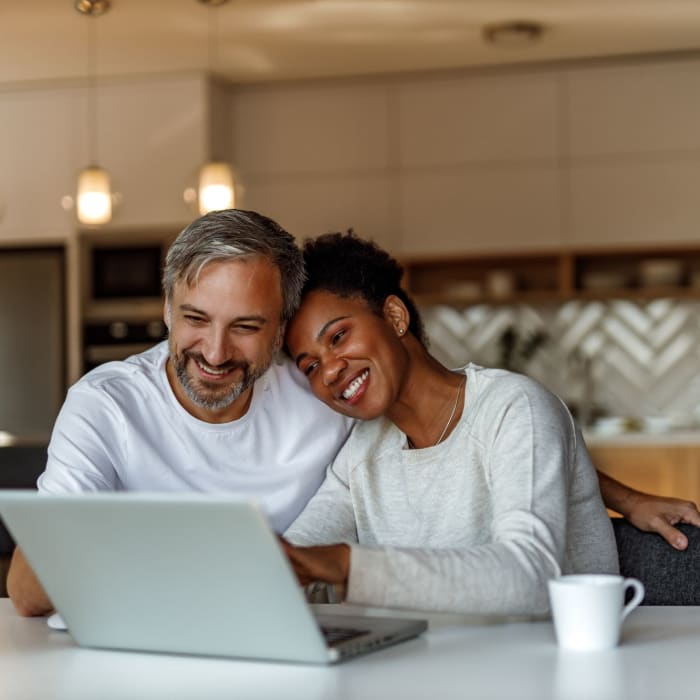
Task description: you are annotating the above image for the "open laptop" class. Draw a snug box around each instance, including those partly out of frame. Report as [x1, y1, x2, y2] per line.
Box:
[0, 491, 426, 664]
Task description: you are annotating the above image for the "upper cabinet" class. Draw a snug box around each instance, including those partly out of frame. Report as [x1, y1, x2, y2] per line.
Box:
[395, 72, 562, 256]
[230, 83, 401, 251]
[566, 59, 700, 248]
[231, 55, 700, 257]
[0, 74, 210, 241]
[3, 55, 700, 256]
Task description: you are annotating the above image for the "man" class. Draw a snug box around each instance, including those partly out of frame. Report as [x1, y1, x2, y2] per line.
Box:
[7, 209, 352, 615]
[8, 209, 700, 615]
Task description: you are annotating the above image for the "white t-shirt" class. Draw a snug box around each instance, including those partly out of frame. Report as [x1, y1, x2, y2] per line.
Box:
[38, 342, 353, 532]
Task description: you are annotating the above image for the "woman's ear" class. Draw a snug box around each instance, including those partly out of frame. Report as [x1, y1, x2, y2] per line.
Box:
[383, 295, 410, 338]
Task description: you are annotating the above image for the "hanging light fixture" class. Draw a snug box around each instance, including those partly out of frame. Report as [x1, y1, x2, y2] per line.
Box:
[75, 0, 112, 225]
[197, 0, 235, 214]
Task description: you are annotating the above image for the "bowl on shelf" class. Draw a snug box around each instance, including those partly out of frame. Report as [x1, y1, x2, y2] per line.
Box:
[445, 280, 483, 301]
[638, 259, 683, 287]
[486, 270, 516, 299]
[642, 416, 672, 434]
[581, 271, 630, 291]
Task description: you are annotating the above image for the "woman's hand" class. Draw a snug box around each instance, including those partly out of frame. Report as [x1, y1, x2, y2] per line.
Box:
[279, 538, 351, 586]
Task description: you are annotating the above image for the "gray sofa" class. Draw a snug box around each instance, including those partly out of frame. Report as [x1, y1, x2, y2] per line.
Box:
[612, 518, 700, 605]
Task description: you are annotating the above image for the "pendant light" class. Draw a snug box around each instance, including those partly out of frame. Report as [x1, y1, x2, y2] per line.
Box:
[75, 0, 112, 225]
[197, 0, 235, 214]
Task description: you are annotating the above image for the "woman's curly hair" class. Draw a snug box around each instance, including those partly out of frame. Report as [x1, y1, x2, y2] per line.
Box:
[300, 231, 427, 346]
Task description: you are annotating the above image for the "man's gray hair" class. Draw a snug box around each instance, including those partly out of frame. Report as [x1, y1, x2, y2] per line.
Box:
[163, 209, 304, 322]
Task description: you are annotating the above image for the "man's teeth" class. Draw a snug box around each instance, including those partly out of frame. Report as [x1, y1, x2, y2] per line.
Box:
[342, 370, 369, 400]
[196, 360, 229, 376]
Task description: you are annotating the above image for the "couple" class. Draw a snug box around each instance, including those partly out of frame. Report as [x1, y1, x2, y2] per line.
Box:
[9, 209, 700, 616]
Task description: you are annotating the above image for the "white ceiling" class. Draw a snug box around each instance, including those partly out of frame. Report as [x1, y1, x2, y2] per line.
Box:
[3, 0, 700, 86]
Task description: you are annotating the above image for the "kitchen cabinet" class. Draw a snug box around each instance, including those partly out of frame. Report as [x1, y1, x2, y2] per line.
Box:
[567, 58, 700, 248]
[588, 442, 700, 511]
[0, 74, 209, 240]
[401, 243, 700, 306]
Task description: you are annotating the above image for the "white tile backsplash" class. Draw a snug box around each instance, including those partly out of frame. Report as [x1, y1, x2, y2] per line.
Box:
[422, 299, 700, 420]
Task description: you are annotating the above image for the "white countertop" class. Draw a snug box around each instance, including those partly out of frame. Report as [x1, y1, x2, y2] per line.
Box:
[1, 600, 699, 700]
[584, 429, 700, 447]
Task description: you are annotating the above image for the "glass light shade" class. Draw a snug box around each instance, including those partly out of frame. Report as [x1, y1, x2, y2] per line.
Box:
[77, 166, 112, 225]
[198, 161, 234, 215]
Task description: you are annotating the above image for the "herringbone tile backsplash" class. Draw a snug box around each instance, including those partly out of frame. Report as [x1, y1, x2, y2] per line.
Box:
[422, 300, 700, 421]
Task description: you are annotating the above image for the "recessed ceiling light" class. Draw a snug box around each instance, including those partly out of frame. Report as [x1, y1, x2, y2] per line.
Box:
[483, 21, 545, 47]
[74, 0, 110, 16]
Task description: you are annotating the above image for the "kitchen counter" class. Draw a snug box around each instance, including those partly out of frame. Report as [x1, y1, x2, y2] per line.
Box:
[584, 434, 700, 508]
[584, 429, 700, 447]
[2, 600, 700, 700]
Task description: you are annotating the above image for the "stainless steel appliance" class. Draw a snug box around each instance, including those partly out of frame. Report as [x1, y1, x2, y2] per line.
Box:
[80, 230, 174, 373]
[0, 247, 65, 440]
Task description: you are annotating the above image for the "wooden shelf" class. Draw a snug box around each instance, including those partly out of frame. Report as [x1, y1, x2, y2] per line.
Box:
[401, 244, 700, 305]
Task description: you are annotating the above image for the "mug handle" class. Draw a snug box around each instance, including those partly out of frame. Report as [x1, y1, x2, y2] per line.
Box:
[621, 578, 645, 621]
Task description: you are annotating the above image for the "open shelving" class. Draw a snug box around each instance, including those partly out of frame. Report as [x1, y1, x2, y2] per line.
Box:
[400, 244, 700, 305]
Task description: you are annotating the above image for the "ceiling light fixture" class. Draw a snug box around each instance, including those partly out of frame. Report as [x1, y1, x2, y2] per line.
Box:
[196, 0, 234, 215]
[74, 0, 112, 226]
[483, 20, 544, 47]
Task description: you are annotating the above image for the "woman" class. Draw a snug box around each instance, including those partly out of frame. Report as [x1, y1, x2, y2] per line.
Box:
[281, 232, 620, 615]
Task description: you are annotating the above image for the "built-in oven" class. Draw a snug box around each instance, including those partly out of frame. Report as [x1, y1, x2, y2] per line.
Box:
[80, 230, 176, 373]
[82, 319, 167, 372]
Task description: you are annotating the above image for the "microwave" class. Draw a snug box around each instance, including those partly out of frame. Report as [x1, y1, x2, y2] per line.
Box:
[81, 231, 176, 322]
[91, 245, 163, 300]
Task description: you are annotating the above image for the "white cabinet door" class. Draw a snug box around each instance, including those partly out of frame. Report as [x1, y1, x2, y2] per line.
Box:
[567, 58, 700, 247]
[0, 75, 209, 240]
[396, 70, 562, 254]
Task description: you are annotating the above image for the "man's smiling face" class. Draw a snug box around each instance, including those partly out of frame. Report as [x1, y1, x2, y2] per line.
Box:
[164, 256, 284, 423]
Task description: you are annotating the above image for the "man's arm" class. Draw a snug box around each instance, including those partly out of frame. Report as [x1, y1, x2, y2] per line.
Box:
[597, 470, 700, 550]
[6, 547, 53, 617]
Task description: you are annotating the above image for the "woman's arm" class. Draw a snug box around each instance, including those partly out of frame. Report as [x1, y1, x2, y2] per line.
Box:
[597, 470, 700, 550]
[284, 456, 358, 546]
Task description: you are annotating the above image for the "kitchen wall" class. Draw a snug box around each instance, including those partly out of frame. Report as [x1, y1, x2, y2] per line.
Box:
[0, 72, 213, 383]
[222, 52, 700, 420]
[2, 53, 700, 397]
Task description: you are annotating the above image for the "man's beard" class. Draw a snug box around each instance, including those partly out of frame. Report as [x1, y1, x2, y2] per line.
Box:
[171, 349, 272, 411]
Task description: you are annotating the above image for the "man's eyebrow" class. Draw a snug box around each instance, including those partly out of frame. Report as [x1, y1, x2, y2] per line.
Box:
[294, 315, 351, 369]
[179, 304, 208, 316]
[179, 304, 268, 324]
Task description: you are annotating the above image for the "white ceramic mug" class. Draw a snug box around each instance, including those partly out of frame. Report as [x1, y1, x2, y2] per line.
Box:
[548, 574, 645, 651]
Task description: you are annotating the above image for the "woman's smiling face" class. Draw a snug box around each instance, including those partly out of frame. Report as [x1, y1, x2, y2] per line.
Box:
[286, 290, 410, 420]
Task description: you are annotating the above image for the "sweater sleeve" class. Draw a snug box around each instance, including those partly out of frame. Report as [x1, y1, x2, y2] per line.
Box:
[284, 446, 359, 546]
[345, 382, 579, 615]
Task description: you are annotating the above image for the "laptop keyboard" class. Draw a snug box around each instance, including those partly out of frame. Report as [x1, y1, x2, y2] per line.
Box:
[321, 625, 370, 646]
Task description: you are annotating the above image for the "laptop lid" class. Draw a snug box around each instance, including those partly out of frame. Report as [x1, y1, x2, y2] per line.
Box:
[0, 491, 426, 663]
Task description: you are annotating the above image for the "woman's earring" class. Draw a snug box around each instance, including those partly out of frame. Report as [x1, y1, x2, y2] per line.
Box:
[398, 327, 405, 336]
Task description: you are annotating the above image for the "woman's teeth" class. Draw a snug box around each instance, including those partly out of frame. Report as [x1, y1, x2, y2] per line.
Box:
[342, 370, 369, 399]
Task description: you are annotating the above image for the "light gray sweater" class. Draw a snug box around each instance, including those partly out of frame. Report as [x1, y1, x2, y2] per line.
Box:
[286, 365, 619, 615]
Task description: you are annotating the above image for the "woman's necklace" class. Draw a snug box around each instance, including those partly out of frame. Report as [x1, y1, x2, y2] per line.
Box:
[407, 374, 466, 449]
